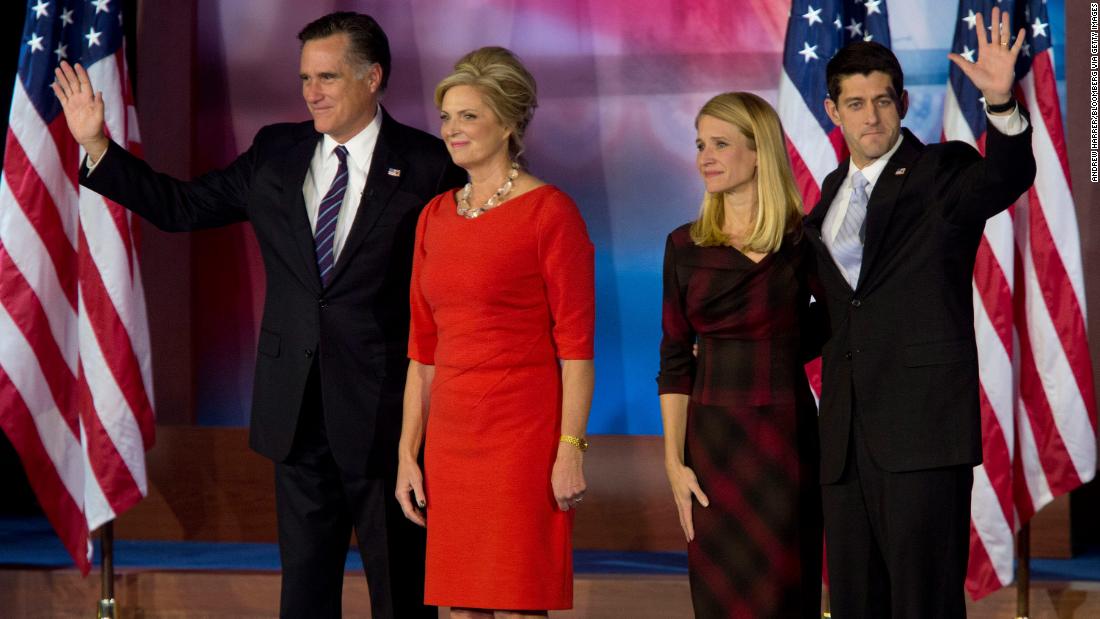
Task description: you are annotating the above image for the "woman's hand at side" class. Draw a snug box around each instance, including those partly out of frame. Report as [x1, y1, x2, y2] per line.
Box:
[552, 441, 586, 511]
[395, 360, 434, 527]
[660, 393, 709, 542]
[395, 456, 427, 527]
[665, 461, 709, 542]
[554, 359, 594, 511]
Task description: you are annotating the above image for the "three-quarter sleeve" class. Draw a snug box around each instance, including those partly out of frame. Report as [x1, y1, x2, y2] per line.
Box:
[408, 200, 438, 365]
[657, 233, 696, 394]
[537, 192, 595, 360]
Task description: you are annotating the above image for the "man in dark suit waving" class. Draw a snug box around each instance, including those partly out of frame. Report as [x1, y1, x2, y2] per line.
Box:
[52, 12, 464, 619]
[804, 8, 1035, 618]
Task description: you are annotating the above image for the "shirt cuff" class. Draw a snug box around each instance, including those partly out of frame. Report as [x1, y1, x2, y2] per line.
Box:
[986, 104, 1028, 136]
[84, 147, 107, 173]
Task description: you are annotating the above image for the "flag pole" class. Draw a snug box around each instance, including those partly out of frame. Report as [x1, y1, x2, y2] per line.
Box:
[98, 522, 116, 619]
[1015, 522, 1030, 619]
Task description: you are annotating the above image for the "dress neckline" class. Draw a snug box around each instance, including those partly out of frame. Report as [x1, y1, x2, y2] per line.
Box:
[729, 245, 770, 265]
[448, 184, 555, 220]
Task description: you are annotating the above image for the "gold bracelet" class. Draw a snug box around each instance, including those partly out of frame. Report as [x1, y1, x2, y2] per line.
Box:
[560, 434, 589, 452]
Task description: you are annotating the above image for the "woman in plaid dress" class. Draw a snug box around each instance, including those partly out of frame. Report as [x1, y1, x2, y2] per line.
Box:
[658, 92, 823, 618]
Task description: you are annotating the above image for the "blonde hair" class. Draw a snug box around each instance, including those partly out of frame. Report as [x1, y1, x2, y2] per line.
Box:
[690, 92, 803, 253]
[434, 46, 538, 165]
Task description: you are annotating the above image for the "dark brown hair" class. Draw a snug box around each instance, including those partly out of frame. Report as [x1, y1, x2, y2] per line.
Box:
[826, 41, 904, 103]
[298, 12, 391, 90]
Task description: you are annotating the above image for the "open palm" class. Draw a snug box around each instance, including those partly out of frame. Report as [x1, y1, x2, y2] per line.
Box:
[947, 6, 1025, 105]
[51, 61, 107, 151]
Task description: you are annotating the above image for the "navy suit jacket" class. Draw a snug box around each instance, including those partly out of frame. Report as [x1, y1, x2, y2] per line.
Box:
[81, 109, 465, 474]
[804, 123, 1035, 483]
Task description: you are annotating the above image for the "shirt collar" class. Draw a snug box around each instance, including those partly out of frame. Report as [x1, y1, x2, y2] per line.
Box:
[846, 131, 904, 188]
[321, 105, 382, 171]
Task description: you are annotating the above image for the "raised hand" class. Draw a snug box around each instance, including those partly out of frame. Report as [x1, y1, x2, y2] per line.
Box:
[947, 6, 1025, 107]
[51, 61, 109, 160]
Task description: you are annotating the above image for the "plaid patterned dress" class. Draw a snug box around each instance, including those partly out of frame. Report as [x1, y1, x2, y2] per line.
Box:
[658, 223, 822, 618]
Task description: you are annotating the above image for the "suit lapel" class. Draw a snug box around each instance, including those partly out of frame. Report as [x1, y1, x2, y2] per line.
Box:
[805, 165, 846, 233]
[804, 163, 852, 291]
[856, 128, 922, 290]
[279, 126, 324, 293]
[327, 110, 406, 287]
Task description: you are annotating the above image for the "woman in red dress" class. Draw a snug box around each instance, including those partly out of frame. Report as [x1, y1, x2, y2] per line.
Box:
[395, 47, 595, 617]
[658, 92, 823, 618]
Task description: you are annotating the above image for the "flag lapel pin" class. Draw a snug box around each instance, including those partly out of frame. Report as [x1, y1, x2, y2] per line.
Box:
[387, 168, 402, 177]
[894, 167, 907, 176]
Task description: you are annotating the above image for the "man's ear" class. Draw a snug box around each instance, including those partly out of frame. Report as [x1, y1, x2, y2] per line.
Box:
[367, 63, 383, 93]
[824, 98, 841, 127]
[898, 89, 909, 120]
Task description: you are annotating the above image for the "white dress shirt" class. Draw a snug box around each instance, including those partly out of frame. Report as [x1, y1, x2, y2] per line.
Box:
[822, 106, 1029, 254]
[302, 107, 382, 262]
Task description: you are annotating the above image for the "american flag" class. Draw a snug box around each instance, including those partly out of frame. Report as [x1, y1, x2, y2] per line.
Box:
[0, 0, 154, 574]
[944, 0, 1097, 600]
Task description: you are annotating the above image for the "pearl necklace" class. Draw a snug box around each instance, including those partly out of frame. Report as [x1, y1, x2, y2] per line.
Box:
[457, 163, 520, 219]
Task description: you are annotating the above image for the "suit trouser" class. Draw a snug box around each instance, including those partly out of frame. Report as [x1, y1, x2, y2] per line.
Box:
[821, 407, 973, 619]
[274, 366, 434, 619]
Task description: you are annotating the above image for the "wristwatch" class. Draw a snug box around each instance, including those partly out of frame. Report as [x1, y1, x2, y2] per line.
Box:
[985, 96, 1016, 114]
[560, 434, 589, 452]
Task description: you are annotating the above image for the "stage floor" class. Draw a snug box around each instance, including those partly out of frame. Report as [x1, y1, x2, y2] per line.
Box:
[3, 516, 1100, 617]
[2, 568, 1100, 618]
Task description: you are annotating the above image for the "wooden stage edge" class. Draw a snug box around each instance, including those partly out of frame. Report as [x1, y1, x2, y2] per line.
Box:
[120, 427, 1072, 556]
[2, 568, 1098, 618]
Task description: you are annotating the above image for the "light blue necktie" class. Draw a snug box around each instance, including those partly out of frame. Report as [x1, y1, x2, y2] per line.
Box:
[832, 170, 869, 289]
[314, 145, 349, 286]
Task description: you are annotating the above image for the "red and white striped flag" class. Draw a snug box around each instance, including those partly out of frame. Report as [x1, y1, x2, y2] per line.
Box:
[0, 0, 154, 574]
[943, 0, 1097, 600]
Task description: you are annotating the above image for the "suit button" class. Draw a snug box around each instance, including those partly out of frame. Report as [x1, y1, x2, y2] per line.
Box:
[304, 349, 314, 358]
[845, 351, 853, 360]
[318, 297, 328, 309]
[851, 298, 862, 307]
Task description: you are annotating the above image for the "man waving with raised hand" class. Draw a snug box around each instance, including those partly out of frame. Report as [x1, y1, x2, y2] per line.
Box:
[804, 7, 1034, 617]
[53, 12, 463, 619]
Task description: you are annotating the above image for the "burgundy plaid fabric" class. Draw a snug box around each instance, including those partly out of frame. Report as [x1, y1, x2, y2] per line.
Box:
[315, 145, 349, 285]
[658, 224, 822, 618]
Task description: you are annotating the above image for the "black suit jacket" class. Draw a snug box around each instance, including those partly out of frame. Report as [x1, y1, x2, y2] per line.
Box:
[804, 123, 1035, 483]
[81, 110, 466, 474]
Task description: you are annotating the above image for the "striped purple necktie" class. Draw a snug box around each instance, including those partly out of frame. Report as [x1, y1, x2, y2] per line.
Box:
[314, 145, 349, 285]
